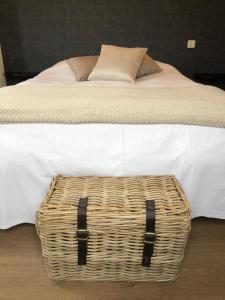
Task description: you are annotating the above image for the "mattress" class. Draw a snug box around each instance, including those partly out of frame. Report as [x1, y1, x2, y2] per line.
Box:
[1, 61, 225, 228]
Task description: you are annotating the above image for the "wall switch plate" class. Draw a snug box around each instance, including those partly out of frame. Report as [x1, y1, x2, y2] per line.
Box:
[187, 40, 196, 48]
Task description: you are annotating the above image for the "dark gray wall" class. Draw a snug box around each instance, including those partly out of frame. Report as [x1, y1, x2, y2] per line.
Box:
[0, 0, 224, 77]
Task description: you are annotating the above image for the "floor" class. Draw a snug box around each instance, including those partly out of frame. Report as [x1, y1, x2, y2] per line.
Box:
[0, 218, 225, 300]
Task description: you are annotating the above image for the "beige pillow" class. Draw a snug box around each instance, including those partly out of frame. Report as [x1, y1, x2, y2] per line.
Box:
[67, 56, 98, 81]
[88, 45, 147, 83]
[137, 54, 162, 78]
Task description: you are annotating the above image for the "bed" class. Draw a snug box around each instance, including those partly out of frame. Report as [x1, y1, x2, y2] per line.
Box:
[0, 60, 225, 229]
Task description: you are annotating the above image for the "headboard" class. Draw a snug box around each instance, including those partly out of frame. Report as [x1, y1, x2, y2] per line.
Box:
[0, 0, 224, 77]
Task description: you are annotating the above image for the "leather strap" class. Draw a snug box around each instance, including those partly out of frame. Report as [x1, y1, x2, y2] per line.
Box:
[76, 197, 89, 265]
[142, 200, 156, 267]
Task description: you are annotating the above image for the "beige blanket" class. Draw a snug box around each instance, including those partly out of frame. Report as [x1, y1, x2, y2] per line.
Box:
[0, 85, 225, 127]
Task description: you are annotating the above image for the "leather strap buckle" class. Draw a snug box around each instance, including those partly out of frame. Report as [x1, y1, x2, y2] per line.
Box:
[142, 199, 156, 267]
[77, 197, 88, 265]
[76, 229, 89, 241]
[144, 232, 156, 245]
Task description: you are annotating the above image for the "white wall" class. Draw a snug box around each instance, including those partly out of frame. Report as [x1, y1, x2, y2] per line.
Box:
[0, 46, 6, 87]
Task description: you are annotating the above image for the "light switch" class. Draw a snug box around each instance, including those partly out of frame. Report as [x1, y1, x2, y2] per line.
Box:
[187, 40, 196, 48]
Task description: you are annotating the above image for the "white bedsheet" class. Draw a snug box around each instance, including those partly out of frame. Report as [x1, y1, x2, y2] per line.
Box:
[21, 60, 196, 88]
[1, 61, 225, 228]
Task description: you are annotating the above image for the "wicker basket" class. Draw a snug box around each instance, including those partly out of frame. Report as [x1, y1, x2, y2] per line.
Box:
[36, 175, 191, 281]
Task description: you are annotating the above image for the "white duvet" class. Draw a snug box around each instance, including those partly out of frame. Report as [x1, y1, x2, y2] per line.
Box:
[1, 61, 225, 229]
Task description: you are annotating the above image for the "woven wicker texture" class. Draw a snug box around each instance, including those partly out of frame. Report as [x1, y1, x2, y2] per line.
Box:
[36, 175, 191, 281]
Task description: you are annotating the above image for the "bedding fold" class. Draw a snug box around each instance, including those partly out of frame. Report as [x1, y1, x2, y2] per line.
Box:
[0, 85, 225, 127]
